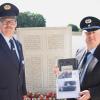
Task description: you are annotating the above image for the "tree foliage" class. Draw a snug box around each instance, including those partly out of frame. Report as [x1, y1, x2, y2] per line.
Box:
[17, 12, 46, 27]
[68, 24, 79, 32]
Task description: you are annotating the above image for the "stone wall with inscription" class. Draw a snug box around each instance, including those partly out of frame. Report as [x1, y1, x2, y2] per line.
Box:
[16, 27, 72, 93]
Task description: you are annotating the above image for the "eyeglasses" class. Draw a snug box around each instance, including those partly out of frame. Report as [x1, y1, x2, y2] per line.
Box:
[0, 19, 17, 25]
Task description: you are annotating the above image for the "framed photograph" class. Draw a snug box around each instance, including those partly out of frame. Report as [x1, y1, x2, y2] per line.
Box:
[56, 70, 80, 99]
[56, 58, 80, 99]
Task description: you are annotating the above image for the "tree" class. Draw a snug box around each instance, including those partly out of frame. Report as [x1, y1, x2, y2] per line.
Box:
[17, 12, 46, 27]
[68, 24, 79, 32]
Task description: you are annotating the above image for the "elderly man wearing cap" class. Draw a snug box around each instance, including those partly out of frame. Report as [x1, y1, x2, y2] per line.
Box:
[0, 3, 27, 100]
[53, 16, 100, 100]
[75, 16, 100, 100]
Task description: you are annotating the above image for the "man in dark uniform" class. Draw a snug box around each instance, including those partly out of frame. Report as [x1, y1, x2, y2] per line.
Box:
[0, 3, 27, 100]
[76, 16, 100, 100]
[54, 16, 100, 100]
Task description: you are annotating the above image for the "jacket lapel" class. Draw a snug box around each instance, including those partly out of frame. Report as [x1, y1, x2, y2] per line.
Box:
[76, 48, 86, 69]
[14, 39, 24, 74]
[0, 34, 11, 55]
[86, 44, 100, 73]
[86, 56, 98, 73]
[14, 39, 21, 61]
[0, 34, 19, 71]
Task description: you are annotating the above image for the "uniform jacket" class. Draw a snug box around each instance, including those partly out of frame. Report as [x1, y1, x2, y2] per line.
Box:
[75, 44, 100, 100]
[0, 34, 27, 100]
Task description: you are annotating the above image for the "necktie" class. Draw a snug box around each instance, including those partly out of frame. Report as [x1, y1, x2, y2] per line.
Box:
[79, 52, 91, 84]
[82, 52, 91, 66]
[9, 39, 19, 61]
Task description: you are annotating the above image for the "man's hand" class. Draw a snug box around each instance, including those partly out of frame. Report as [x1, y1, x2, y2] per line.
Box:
[53, 66, 60, 76]
[78, 90, 91, 100]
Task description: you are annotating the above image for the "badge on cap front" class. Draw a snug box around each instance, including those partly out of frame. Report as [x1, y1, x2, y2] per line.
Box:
[85, 19, 92, 24]
[4, 4, 11, 10]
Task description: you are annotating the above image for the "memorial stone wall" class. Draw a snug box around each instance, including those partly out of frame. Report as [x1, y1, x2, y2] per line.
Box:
[16, 27, 72, 93]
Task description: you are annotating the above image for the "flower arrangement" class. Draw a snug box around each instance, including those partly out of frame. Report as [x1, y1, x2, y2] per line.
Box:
[26, 91, 56, 100]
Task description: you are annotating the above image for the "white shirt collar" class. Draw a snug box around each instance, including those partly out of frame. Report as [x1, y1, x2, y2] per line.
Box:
[88, 48, 96, 54]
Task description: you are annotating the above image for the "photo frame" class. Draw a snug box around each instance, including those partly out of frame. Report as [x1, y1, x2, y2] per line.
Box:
[58, 58, 78, 71]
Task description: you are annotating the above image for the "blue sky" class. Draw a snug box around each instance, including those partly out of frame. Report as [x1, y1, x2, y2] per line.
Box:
[0, 0, 100, 27]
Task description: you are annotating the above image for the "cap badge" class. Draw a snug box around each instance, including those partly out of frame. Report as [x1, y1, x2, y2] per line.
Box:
[85, 19, 92, 24]
[4, 4, 11, 10]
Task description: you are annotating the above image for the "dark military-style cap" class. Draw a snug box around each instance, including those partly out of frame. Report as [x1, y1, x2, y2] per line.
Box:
[0, 3, 19, 17]
[80, 16, 100, 32]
